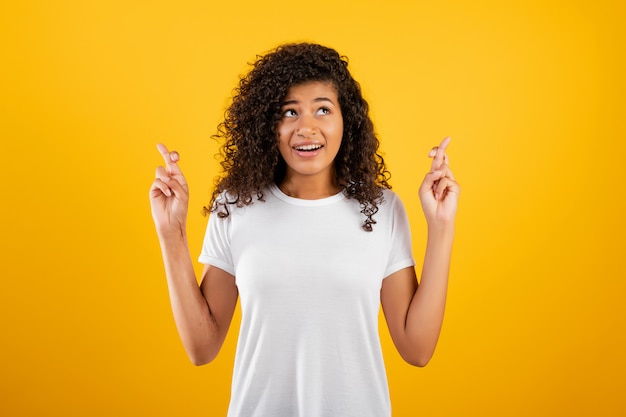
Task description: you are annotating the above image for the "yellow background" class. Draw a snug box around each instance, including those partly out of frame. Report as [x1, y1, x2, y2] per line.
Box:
[2, 0, 625, 415]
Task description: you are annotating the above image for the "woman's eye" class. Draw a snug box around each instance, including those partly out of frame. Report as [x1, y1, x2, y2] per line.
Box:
[316, 107, 331, 115]
[283, 109, 297, 117]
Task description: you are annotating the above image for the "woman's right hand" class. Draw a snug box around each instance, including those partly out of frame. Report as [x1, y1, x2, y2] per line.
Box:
[150, 143, 189, 238]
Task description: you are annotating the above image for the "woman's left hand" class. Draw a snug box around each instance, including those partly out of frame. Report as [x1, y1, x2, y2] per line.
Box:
[418, 137, 460, 227]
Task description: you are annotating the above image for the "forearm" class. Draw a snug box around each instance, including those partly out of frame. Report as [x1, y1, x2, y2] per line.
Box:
[158, 231, 219, 365]
[405, 224, 454, 364]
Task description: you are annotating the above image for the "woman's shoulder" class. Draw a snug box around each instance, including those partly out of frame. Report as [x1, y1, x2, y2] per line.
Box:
[380, 187, 402, 205]
[213, 186, 272, 204]
[210, 186, 275, 218]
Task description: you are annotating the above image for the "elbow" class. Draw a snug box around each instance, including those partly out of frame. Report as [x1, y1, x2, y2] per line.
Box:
[399, 347, 435, 367]
[187, 347, 218, 367]
[181, 333, 224, 366]
[397, 334, 440, 367]
[190, 356, 212, 367]
[407, 355, 432, 368]
[401, 353, 432, 368]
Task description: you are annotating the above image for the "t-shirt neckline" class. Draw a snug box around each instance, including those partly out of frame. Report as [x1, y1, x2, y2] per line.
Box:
[269, 183, 346, 207]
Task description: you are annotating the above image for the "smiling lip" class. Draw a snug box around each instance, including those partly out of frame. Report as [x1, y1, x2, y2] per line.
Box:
[292, 143, 324, 158]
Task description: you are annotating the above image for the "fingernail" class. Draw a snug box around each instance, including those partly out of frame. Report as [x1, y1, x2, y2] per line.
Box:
[170, 151, 179, 162]
[428, 148, 437, 158]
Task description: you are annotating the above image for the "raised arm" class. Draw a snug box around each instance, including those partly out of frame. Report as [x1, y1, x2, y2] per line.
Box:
[150, 144, 238, 365]
[381, 137, 460, 367]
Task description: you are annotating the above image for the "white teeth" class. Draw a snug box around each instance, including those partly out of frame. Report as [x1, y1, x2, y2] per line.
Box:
[295, 144, 322, 151]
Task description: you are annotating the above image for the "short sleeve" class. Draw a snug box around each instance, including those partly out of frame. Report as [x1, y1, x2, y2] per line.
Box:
[383, 192, 416, 278]
[198, 210, 236, 276]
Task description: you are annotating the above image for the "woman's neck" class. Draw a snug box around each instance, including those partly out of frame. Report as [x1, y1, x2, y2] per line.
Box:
[278, 175, 342, 200]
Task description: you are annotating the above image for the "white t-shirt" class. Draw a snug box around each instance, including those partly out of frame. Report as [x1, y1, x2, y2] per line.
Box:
[199, 184, 415, 417]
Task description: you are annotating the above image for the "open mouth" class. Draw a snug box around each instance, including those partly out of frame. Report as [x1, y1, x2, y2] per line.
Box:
[293, 144, 323, 152]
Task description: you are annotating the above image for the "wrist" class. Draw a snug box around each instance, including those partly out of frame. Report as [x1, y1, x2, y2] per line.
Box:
[157, 224, 188, 244]
[426, 221, 455, 240]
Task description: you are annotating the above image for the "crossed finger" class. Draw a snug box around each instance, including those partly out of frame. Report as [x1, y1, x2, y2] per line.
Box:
[156, 143, 188, 189]
[157, 143, 183, 177]
[428, 136, 451, 172]
[431, 163, 456, 182]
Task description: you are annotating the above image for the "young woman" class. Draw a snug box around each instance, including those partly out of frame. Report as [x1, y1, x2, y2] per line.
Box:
[150, 43, 459, 417]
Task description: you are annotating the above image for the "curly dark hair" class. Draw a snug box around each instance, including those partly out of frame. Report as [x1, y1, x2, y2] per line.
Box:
[206, 42, 391, 231]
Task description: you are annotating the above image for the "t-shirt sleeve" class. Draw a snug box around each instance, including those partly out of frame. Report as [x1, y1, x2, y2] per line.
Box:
[384, 192, 416, 278]
[198, 211, 236, 276]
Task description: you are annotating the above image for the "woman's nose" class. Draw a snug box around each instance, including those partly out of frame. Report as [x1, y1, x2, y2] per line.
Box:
[296, 115, 318, 137]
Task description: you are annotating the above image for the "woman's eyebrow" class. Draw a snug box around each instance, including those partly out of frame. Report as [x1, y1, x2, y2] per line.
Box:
[281, 97, 335, 106]
[313, 97, 335, 104]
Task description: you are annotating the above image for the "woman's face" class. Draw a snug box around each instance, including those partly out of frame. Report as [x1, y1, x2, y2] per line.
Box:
[276, 81, 343, 185]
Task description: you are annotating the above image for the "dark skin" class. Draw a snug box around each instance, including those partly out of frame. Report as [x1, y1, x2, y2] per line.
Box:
[150, 83, 459, 367]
